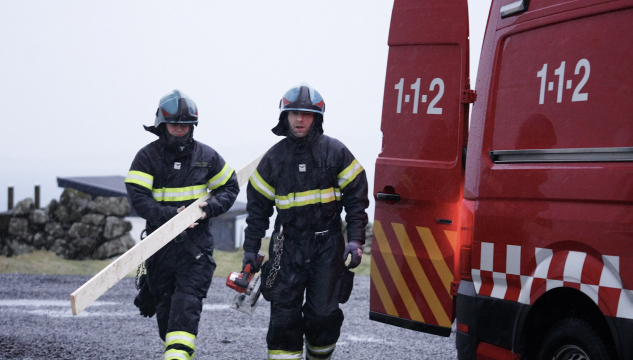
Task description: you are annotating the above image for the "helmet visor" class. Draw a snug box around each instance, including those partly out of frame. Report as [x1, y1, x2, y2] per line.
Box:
[155, 90, 198, 126]
[280, 84, 325, 115]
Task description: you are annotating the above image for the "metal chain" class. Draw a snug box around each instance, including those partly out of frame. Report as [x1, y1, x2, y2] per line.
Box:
[135, 262, 145, 290]
[266, 226, 284, 289]
[135, 229, 148, 290]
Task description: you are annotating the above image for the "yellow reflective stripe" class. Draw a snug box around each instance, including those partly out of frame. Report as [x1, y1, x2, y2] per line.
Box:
[249, 170, 275, 201]
[306, 341, 336, 354]
[165, 331, 196, 351]
[128, 170, 153, 181]
[307, 354, 332, 360]
[268, 350, 302, 359]
[153, 184, 207, 202]
[275, 188, 341, 210]
[373, 221, 425, 322]
[370, 252, 399, 317]
[164, 349, 191, 360]
[392, 223, 451, 328]
[338, 159, 364, 190]
[125, 170, 154, 190]
[444, 229, 459, 255]
[418, 226, 454, 296]
[207, 163, 234, 190]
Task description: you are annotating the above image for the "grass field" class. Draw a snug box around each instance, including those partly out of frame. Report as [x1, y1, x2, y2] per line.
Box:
[0, 238, 371, 277]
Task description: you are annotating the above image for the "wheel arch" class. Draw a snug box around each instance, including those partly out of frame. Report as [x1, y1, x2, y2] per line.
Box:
[516, 287, 618, 359]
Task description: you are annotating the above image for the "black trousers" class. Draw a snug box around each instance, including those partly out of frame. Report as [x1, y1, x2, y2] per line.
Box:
[147, 240, 216, 342]
[266, 230, 346, 352]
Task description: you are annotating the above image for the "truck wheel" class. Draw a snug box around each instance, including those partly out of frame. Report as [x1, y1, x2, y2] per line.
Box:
[537, 318, 610, 360]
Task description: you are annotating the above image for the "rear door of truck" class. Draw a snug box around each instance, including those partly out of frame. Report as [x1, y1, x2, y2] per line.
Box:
[369, 0, 470, 336]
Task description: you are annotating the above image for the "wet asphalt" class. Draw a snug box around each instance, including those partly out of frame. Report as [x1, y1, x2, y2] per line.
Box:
[0, 274, 457, 359]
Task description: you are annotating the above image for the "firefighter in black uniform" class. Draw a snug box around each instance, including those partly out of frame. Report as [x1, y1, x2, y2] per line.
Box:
[125, 90, 239, 360]
[242, 84, 369, 360]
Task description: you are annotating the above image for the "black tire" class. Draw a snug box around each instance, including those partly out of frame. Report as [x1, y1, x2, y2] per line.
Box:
[537, 318, 610, 360]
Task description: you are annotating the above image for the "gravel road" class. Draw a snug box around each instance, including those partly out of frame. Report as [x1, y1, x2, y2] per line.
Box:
[0, 274, 457, 359]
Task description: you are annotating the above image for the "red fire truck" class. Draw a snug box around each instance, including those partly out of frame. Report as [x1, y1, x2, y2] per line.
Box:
[369, 0, 633, 358]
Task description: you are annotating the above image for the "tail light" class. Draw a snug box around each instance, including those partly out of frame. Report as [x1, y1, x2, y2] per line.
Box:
[459, 199, 476, 280]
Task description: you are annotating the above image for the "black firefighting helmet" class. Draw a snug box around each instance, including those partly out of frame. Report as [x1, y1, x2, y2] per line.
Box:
[153, 89, 198, 127]
[272, 83, 325, 136]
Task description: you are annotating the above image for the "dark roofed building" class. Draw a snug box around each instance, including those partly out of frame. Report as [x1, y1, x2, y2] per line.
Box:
[57, 175, 129, 198]
[57, 176, 247, 251]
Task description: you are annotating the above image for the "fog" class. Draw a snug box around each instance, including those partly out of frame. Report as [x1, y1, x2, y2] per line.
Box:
[0, 1, 493, 222]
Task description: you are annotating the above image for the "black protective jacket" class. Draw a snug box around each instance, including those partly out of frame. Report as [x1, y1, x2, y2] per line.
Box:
[243, 133, 369, 253]
[125, 137, 239, 252]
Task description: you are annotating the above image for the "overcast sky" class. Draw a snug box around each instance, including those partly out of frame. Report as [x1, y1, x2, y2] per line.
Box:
[0, 1, 492, 220]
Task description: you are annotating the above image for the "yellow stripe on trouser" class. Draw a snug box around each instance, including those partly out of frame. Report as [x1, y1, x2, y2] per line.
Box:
[164, 331, 195, 360]
[392, 223, 452, 327]
[306, 342, 336, 360]
[268, 349, 303, 359]
[373, 221, 425, 322]
[164, 349, 191, 360]
[165, 331, 196, 351]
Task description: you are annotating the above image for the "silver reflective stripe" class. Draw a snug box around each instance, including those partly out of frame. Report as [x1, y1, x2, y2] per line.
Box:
[307, 355, 331, 360]
[274, 188, 341, 209]
[268, 355, 302, 360]
[306, 343, 336, 354]
[207, 167, 233, 189]
[161, 187, 207, 198]
[338, 161, 363, 187]
[164, 352, 189, 360]
[275, 198, 290, 206]
[275, 191, 338, 206]
[127, 173, 153, 187]
[165, 334, 196, 346]
[250, 173, 275, 199]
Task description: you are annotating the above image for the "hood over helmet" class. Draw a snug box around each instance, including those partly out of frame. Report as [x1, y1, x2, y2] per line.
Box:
[272, 83, 325, 137]
[144, 90, 198, 152]
[144, 89, 199, 135]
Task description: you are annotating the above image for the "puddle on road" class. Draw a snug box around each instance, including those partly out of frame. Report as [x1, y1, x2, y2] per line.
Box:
[25, 309, 137, 318]
[203, 304, 231, 311]
[0, 299, 126, 318]
[1, 299, 231, 317]
[0, 299, 117, 307]
[347, 335, 390, 344]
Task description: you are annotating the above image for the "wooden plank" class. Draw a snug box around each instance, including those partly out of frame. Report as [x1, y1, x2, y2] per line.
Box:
[237, 152, 264, 186]
[70, 153, 265, 315]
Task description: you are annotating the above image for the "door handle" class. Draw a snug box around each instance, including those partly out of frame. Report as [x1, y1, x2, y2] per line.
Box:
[376, 192, 401, 202]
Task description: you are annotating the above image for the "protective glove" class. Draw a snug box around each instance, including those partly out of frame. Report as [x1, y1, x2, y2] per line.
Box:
[343, 240, 363, 269]
[133, 275, 156, 318]
[242, 251, 261, 273]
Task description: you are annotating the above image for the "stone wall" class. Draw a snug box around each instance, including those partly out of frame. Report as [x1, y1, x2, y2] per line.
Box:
[0, 188, 135, 260]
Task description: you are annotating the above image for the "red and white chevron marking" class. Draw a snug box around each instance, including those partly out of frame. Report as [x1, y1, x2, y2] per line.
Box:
[472, 242, 633, 319]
